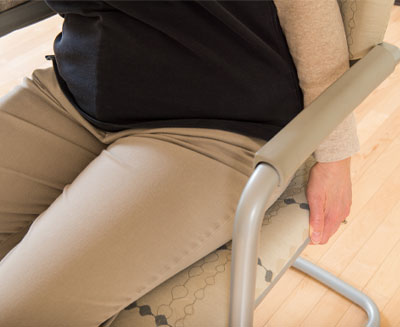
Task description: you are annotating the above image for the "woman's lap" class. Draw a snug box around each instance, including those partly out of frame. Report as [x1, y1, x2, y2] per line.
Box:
[0, 68, 107, 259]
[0, 67, 268, 326]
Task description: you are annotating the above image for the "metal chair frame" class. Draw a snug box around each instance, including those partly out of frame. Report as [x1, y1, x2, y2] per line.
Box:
[2, 2, 400, 327]
[229, 43, 400, 327]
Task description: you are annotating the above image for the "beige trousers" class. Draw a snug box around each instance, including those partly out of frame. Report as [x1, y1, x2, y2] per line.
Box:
[0, 66, 286, 327]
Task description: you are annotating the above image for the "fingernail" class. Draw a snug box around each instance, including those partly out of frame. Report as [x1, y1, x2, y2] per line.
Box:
[311, 231, 321, 244]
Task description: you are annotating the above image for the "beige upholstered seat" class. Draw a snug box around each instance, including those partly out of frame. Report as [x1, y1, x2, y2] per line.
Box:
[0, 0, 397, 326]
[109, 155, 315, 327]
[338, 0, 393, 60]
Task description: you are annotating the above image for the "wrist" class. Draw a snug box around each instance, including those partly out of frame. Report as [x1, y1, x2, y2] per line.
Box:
[317, 156, 351, 167]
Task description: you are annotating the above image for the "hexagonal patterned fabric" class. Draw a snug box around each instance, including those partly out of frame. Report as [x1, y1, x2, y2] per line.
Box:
[107, 155, 315, 327]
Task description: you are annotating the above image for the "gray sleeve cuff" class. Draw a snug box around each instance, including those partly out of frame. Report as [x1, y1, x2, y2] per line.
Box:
[313, 112, 360, 162]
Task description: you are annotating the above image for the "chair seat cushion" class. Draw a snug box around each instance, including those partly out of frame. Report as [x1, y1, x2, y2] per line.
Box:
[109, 156, 315, 327]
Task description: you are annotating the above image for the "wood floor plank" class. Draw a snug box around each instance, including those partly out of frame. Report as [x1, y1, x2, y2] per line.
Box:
[266, 158, 400, 326]
[302, 172, 400, 326]
[351, 102, 400, 186]
[1, 5, 400, 327]
[381, 283, 400, 327]
[302, 114, 400, 267]
[253, 268, 305, 327]
[257, 6, 400, 324]
[337, 229, 400, 326]
[300, 75, 400, 266]
[0, 15, 62, 96]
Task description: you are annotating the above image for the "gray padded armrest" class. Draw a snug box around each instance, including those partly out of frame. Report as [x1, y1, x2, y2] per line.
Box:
[253, 42, 400, 187]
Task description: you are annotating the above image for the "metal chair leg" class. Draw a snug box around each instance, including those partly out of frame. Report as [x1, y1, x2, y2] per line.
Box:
[292, 257, 380, 327]
[228, 161, 381, 327]
[229, 164, 280, 327]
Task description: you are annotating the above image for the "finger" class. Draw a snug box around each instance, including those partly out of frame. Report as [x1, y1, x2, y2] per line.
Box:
[319, 218, 336, 244]
[308, 193, 325, 244]
[320, 209, 346, 244]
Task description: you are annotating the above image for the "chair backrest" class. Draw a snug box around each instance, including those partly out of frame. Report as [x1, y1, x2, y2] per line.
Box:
[338, 0, 394, 60]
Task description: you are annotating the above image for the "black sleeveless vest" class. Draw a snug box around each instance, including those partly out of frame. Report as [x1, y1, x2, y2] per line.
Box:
[44, 0, 303, 142]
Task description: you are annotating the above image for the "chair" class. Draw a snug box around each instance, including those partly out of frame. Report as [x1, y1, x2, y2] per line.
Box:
[0, 0, 54, 38]
[1, 1, 399, 326]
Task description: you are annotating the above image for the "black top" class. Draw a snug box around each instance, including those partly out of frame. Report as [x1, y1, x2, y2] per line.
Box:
[44, 0, 303, 141]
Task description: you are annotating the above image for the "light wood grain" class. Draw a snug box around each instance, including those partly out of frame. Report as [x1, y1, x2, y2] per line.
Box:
[0, 14, 63, 97]
[255, 6, 400, 327]
[1, 6, 400, 327]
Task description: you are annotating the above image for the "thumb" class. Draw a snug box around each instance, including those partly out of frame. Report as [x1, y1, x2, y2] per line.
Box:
[308, 194, 325, 244]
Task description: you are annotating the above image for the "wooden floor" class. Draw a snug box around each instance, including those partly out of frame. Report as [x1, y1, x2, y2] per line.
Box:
[1, 6, 400, 327]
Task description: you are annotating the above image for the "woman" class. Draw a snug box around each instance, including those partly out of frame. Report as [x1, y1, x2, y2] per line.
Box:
[0, 0, 359, 326]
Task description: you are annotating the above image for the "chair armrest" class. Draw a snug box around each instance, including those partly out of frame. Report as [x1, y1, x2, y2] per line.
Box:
[253, 42, 400, 188]
[230, 42, 400, 327]
[0, 0, 55, 38]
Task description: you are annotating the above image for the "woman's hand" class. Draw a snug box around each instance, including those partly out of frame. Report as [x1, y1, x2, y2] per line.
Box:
[306, 157, 353, 245]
